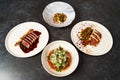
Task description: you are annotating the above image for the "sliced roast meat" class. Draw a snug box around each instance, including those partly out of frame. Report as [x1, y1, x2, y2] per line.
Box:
[15, 29, 41, 49]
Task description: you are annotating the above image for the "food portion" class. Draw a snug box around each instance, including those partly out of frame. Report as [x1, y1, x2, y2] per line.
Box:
[53, 13, 67, 23]
[48, 46, 71, 72]
[77, 27, 102, 46]
[15, 29, 41, 53]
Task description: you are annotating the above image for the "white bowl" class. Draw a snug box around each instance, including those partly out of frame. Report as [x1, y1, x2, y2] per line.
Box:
[5, 22, 49, 58]
[42, 1, 75, 27]
[71, 21, 113, 56]
[41, 40, 79, 77]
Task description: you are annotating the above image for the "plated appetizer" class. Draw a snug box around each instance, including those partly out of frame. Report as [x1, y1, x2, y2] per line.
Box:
[15, 29, 41, 53]
[41, 40, 79, 77]
[53, 13, 67, 23]
[42, 1, 75, 27]
[71, 21, 113, 56]
[48, 46, 71, 72]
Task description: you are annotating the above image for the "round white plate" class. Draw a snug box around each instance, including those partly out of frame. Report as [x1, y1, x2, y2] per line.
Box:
[5, 22, 49, 58]
[42, 1, 75, 27]
[71, 21, 113, 56]
[41, 40, 79, 77]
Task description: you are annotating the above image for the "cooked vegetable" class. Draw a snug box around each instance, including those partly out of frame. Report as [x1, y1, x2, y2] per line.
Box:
[53, 13, 67, 23]
[80, 27, 93, 40]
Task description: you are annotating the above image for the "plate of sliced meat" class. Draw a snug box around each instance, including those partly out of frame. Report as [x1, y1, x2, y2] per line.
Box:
[71, 21, 113, 56]
[5, 22, 49, 58]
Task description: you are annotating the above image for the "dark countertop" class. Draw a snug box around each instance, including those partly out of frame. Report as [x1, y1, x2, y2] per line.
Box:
[0, 0, 120, 80]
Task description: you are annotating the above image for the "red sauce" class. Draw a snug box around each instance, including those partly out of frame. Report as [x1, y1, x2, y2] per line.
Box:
[48, 50, 72, 71]
[20, 31, 41, 53]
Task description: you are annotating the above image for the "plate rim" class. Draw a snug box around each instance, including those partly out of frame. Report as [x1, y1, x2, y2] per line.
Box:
[5, 21, 49, 58]
[71, 20, 113, 56]
[42, 1, 76, 28]
[41, 40, 79, 77]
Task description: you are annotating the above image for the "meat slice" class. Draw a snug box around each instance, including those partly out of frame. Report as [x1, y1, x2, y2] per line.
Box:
[89, 29, 102, 46]
[15, 29, 41, 48]
[79, 27, 102, 46]
[93, 29, 102, 39]
[21, 40, 30, 48]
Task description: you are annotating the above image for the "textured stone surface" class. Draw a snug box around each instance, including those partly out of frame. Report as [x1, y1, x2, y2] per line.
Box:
[0, 0, 120, 80]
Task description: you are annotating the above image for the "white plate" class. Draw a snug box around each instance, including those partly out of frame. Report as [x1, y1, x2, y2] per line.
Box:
[42, 1, 75, 27]
[71, 21, 113, 56]
[5, 22, 49, 58]
[41, 40, 79, 77]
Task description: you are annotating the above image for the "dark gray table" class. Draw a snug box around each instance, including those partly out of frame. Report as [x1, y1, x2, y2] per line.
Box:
[0, 0, 120, 80]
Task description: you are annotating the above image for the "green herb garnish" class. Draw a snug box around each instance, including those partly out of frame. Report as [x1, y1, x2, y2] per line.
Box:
[49, 46, 69, 72]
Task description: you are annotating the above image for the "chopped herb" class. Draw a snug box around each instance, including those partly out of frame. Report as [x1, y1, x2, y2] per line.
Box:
[49, 46, 70, 72]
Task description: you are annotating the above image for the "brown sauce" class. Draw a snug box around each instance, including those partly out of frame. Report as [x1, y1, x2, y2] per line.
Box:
[20, 31, 41, 53]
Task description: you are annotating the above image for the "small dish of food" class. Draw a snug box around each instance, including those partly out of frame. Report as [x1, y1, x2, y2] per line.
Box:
[71, 21, 113, 56]
[5, 22, 49, 58]
[41, 40, 79, 77]
[42, 1, 75, 27]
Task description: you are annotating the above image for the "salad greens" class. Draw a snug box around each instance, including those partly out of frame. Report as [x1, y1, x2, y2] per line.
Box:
[49, 46, 69, 72]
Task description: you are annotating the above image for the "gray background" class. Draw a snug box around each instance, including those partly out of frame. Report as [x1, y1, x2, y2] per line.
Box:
[0, 0, 120, 80]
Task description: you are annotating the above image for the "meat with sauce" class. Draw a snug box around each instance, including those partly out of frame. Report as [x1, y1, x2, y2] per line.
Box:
[15, 29, 41, 53]
[78, 27, 102, 46]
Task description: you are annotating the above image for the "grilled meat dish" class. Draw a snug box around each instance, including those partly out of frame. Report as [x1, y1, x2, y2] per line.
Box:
[78, 27, 102, 46]
[15, 29, 41, 53]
